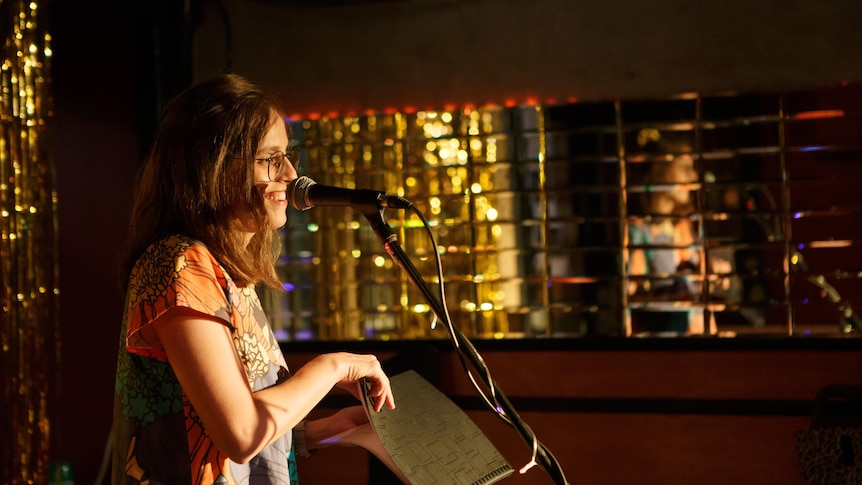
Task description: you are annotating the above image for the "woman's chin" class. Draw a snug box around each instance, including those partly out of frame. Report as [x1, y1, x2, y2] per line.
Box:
[268, 212, 288, 229]
[270, 218, 287, 230]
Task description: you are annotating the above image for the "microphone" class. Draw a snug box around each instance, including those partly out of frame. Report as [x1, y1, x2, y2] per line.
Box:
[287, 175, 412, 211]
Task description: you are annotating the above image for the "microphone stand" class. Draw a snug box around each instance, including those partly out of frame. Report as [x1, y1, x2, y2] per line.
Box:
[791, 249, 862, 333]
[805, 274, 862, 333]
[361, 208, 570, 485]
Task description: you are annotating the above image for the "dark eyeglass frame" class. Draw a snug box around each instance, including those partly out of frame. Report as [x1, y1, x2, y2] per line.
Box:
[255, 147, 300, 181]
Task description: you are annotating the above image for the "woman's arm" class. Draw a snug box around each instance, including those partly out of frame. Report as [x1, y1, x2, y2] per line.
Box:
[151, 306, 394, 464]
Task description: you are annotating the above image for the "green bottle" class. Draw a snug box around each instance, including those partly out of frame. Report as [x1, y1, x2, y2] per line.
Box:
[48, 461, 74, 485]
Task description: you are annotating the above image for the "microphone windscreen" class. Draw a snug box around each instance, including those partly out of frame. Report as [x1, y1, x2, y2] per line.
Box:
[287, 175, 317, 211]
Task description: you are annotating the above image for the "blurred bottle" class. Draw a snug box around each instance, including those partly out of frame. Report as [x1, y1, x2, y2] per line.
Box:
[48, 461, 74, 485]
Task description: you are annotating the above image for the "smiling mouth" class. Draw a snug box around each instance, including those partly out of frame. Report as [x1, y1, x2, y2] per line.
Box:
[264, 191, 286, 202]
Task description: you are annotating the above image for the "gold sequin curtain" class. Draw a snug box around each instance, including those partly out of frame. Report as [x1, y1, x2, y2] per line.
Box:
[1, 1, 58, 484]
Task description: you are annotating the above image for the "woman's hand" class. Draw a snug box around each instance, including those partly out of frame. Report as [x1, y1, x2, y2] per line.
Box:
[328, 352, 395, 412]
[305, 406, 369, 450]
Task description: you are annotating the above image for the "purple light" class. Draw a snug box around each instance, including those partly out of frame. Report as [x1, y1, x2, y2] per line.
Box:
[294, 329, 314, 341]
[319, 436, 344, 445]
[282, 282, 295, 292]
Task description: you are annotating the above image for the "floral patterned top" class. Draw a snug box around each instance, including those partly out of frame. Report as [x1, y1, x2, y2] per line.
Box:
[111, 235, 298, 484]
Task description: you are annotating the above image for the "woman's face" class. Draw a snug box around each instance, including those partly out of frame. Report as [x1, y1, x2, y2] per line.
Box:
[253, 114, 298, 230]
[664, 154, 698, 207]
[665, 154, 698, 184]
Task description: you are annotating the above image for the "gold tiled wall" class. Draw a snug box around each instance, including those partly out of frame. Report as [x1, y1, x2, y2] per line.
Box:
[262, 84, 862, 341]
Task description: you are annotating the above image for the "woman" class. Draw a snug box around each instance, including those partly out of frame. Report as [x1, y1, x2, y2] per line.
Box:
[627, 140, 706, 336]
[111, 74, 395, 484]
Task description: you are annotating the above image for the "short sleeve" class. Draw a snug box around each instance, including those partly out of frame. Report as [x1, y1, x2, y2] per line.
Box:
[125, 236, 233, 357]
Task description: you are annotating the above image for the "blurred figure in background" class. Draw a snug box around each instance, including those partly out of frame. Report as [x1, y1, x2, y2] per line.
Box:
[627, 132, 726, 336]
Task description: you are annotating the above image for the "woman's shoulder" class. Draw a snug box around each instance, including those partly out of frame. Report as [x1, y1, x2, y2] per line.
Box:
[129, 234, 233, 297]
[132, 235, 221, 276]
[145, 234, 210, 257]
[628, 219, 651, 241]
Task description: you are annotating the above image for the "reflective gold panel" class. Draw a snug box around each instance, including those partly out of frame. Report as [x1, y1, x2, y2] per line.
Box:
[262, 85, 862, 341]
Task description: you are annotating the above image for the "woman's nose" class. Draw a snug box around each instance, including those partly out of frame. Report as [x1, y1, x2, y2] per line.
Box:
[278, 161, 298, 183]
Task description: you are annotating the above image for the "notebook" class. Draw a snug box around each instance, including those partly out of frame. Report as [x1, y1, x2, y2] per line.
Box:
[329, 370, 514, 485]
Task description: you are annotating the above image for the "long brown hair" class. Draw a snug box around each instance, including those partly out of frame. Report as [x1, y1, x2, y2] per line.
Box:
[119, 73, 286, 291]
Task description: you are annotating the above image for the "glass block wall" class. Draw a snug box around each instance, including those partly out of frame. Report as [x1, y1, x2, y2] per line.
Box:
[261, 83, 862, 341]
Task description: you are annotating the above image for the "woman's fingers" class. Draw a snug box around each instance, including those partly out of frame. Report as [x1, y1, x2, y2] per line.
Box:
[334, 353, 395, 412]
[364, 374, 395, 412]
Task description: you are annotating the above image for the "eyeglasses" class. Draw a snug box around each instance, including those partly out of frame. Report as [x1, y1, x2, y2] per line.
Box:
[255, 148, 300, 181]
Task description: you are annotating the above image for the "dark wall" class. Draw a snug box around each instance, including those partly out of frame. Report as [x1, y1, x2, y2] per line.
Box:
[51, 3, 138, 481]
[197, 0, 862, 115]
[283, 341, 862, 485]
[50, 1, 191, 481]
